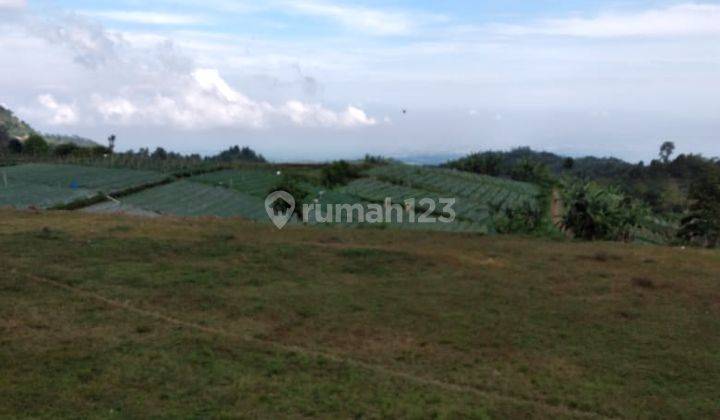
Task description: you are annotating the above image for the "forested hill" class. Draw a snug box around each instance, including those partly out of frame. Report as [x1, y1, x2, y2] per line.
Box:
[444, 147, 636, 179]
[0, 105, 35, 138]
[444, 146, 720, 215]
[0, 105, 99, 147]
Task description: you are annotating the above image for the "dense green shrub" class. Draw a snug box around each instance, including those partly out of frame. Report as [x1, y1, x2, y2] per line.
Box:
[0, 126, 9, 151]
[491, 201, 544, 234]
[53, 143, 80, 157]
[363, 154, 389, 165]
[7, 139, 23, 154]
[561, 180, 649, 241]
[678, 170, 720, 248]
[211, 145, 266, 163]
[24, 134, 49, 156]
[445, 151, 503, 176]
[268, 176, 309, 221]
[321, 160, 360, 188]
[509, 158, 554, 185]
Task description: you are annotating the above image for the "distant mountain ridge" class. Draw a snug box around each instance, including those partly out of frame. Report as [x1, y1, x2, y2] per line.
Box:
[0, 105, 100, 147]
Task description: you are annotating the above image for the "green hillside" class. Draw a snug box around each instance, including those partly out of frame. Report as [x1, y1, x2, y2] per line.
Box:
[1, 210, 719, 418]
[0, 105, 99, 147]
[43, 134, 100, 148]
[0, 105, 35, 138]
[0, 164, 169, 209]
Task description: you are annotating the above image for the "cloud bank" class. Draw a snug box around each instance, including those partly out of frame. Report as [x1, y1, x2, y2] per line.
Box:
[36, 94, 78, 125]
[0, 0, 25, 10]
[286, 0, 415, 35]
[1, 2, 719, 160]
[492, 4, 720, 38]
[19, 13, 377, 130]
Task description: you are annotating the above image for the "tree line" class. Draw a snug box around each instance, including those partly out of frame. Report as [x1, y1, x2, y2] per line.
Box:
[444, 143, 720, 247]
[0, 128, 265, 164]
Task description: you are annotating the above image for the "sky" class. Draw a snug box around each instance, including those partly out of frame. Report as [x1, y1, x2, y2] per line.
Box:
[0, 0, 718, 161]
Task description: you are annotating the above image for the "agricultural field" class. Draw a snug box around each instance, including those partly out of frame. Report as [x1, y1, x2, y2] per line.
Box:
[367, 165, 541, 211]
[83, 181, 267, 220]
[340, 178, 491, 224]
[191, 169, 282, 197]
[0, 163, 535, 233]
[0, 182, 94, 209]
[0, 163, 168, 195]
[2, 210, 720, 418]
[302, 200, 488, 233]
[186, 169, 489, 232]
[0, 164, 168, 209]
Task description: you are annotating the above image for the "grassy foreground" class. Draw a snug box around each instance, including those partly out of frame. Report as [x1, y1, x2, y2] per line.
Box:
[1, 210, 719, 418]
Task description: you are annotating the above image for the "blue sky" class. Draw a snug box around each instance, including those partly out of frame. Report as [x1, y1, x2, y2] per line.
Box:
[1, 0, 719, 161]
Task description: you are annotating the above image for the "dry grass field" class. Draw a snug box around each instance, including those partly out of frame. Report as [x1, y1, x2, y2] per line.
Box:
[1, 209, 719, 418]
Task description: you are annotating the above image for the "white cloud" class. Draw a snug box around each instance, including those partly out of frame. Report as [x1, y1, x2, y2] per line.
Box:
[37, 94, 79, 125]
[5, 0, 719, 159]
[281, 100, 376, 127]
[192, 68, 253, 104]
[86, 68, 375, 129]
[493, 4, 720, 38]
[152, 68, 271, 128]
[81, 11, 206, 25]
[33, 15, 123, 69]
[342, 105, 376, 126]
[286, 0, 414, 35]
[16, 15, 378, 130]
[0, 0, 25, 10]
[92, 95, 138, 122]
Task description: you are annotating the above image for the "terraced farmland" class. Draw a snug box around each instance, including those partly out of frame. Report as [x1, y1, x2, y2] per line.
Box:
[297, 183, 487, 232]
[0, 182, 94, 209]
[0, 164, 168, 209]
[340, 178, 491, 224]
[84, 181, 267, 219]
[0, 163, 536, 233]
[191, 169, 281, 197]
[303, 202, 488, 233]
[1, 163, 168, 194]
[367, 165, 541, 211]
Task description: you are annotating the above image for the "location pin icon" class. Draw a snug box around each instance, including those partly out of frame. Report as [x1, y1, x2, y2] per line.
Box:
[265, 191, 295, 229]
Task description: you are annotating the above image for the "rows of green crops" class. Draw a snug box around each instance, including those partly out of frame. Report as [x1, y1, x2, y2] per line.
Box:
[339, 178, 491, 224]
[191, 169, 283, 197]
[0, 182, 94, 209]
[0, 164, 168, 209]
[0, 163, 529, 234]
[190, 168, 369, 209]
[188, 167, 493, 231]
[1, 163, 167, 193]
[367, 165, 540, 211]
[81, 179, 488, 232]
[84, 181, 267, 219]
[302, 201, 489, 233]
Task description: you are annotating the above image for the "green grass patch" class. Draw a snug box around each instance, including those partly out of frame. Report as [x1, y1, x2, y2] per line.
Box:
[1, 210, 719, 418]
